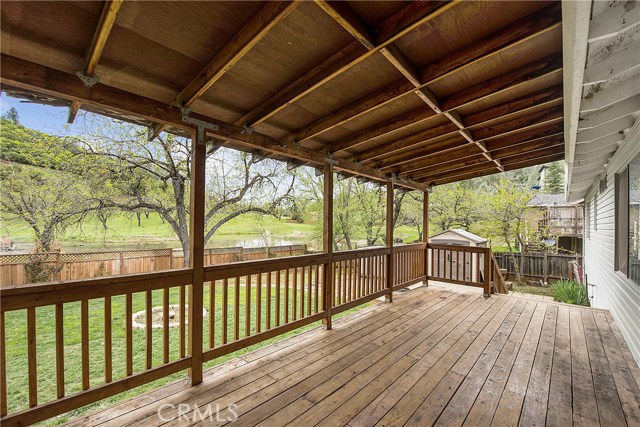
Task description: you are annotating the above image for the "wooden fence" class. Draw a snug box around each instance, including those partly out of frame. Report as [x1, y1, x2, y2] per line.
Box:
[0, 245, 307, 287]
[492, 252, 583, 283]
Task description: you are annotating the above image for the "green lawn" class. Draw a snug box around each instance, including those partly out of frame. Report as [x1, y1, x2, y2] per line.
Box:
[4, 279, 370, 425]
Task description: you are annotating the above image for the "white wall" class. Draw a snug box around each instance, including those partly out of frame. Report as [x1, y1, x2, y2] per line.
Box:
[583, 122, 640, 364]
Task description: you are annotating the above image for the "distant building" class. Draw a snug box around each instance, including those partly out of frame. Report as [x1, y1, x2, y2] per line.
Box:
[429, 229, 488, 247]
[523, 194, 583, 254]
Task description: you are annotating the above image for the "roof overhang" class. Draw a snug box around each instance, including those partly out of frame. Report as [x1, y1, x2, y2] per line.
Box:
[563, 0, 640, 202]
[1, 1, 566, 189]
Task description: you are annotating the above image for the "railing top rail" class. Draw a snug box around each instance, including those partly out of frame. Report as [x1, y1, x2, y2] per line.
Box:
[427, 244, 490, 254]
[0, 268, 193, 311]
[393, 243, 427, 252]
[204, 253, 329, 281]
[333, 247, 391, 261]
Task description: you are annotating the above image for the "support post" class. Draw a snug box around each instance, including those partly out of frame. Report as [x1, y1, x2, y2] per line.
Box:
[188, 126, 205, 385]
[423, 189, 430, 286]
[322, 162, 334, 330]
[386, 181, 394, 302]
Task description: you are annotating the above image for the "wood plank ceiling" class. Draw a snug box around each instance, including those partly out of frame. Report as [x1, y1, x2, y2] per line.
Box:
[0, 0, 564, 189]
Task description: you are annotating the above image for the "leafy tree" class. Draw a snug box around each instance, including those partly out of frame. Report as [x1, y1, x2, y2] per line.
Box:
[429, 181, 481, 232]
[396, 191, 424, 241]
[0, 164, 102, 251]
[2, 107, 20, 125]
[71, 116, 295, 266]
[544, 161, 564, 194]
[479, 178, 531, 284]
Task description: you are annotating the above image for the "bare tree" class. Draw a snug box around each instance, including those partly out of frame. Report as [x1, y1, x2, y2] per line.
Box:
[71, 116, 295, 266]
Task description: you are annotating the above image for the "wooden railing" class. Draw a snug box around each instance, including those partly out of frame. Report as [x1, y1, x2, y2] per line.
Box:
[0, 246, 431, 425]
[0, 242, 512, 424]
[0, 269, 194, 426]
[427, 244, 492, 295]
[393, 243, 427, 290]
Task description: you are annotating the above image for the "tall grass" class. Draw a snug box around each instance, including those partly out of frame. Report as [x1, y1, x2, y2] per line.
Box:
[551, 279, 589, 306]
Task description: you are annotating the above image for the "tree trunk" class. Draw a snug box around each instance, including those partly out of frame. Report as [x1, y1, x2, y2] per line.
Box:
[136, 211, 141, 226]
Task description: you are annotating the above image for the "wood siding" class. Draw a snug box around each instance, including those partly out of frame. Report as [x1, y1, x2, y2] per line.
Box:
[583, 120, 640, 364]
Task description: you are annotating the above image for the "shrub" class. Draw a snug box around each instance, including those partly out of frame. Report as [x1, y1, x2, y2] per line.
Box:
[551, 279, 589, 306]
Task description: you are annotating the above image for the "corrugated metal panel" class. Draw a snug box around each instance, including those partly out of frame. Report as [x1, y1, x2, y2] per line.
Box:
[583, 123, 640, 365]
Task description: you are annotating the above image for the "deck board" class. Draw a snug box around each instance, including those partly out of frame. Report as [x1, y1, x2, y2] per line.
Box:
[68, 283, 640, 427]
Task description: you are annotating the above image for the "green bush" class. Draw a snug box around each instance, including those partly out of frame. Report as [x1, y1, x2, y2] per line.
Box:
[551, 279, 589, 306]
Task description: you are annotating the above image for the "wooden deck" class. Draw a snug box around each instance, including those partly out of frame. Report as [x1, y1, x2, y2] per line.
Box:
[68, 283, 640, 427]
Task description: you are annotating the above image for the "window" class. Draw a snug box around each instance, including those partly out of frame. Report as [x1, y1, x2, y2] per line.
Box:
[616, 152, 640, 285]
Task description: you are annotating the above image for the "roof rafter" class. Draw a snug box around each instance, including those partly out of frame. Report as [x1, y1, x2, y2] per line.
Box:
[351, 92, 564, 165]
[150, 0, 300, 139]
[68, 0, 123, 124]
[236, 0, 458, 128]
[286, 3, 562, 145]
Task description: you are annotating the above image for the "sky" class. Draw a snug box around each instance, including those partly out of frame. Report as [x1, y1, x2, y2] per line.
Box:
[1, 93, 83, 136]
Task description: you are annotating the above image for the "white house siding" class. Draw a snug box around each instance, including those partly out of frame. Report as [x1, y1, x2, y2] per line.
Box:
[583, 122, 640, 364]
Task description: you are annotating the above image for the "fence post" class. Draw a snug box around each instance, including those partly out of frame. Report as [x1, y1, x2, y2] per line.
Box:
[543, 252, 548, 284]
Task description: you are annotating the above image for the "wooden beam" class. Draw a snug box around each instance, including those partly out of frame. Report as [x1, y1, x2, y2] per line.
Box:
[326, 105, 435, 153]
[84, 0, 124, 77]
[441, 52, 563, 111]
[176, 1, 298, 108]
[0, 55, 426, 191]
[333, 84, 562, 156]
[358, 103, 564, 166]
[423, 189, 429, 284]
[188, 126, 206, 386]
[427, 153, 565, 186]
[284, 5, 561, 143]
[314, 0, 375, 49]
[294, 51, 562, 145]
[322, 162, 334, 329]
[386, 180, 394, 302]
[420, 2, 561, 84]
[67, 101, 81, 124]
[68, 0, 123, 124]
[238, 1, 457, 128]
[411, 145, 564, 181]
[353, 122, 460, 163]
[393, 134, 564, 175]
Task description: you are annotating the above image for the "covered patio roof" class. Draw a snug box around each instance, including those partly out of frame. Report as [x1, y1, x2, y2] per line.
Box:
[0, 0, 564, 189]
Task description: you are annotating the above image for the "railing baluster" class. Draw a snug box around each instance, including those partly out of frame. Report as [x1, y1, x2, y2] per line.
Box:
[314, 264, 320, 314]
[105, 296, 113, 383]
[0, 311, 6, 415]
[27, 307, 37, 407]
[307, 266, 312, 316]
[55, 304, 64, 398]
[358, 258, 363, 298]
[245, 275, 251, 337]
[266, 272, 272, 329]
[126, 293, 133, 375]
[81, 300, 90, 390]
[256, 273, 262, 333]
[300, 267, 305, 319]
[284, 269, 289, 324]
[214, 280, 216, 348]
[179, 285, 186, 359]
[234, 277, 240, 341]
[145, 291, 152, 369]
[163, 288, 169, 363]
[276, 270, 281, 327]
[292, 267, 298, 321]
[351, 260, 356, 302]
[222, 279, 228, 344]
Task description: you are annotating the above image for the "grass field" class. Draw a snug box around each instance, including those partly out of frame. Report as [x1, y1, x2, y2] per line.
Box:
[5, 280, 369, 425]
[2, 212, 422, 250]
